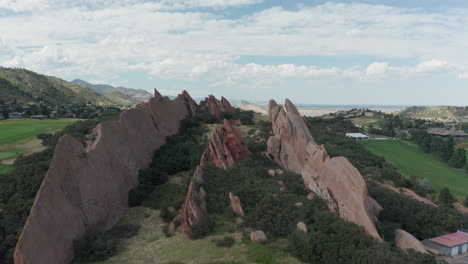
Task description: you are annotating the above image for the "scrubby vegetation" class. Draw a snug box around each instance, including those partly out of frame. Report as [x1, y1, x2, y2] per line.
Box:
[368, 182, 468, 240]
[73, 223, 140, 262]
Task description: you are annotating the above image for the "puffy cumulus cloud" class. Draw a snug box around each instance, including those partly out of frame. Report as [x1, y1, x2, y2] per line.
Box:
[1, 1, 468, 89]
[366, 62, 388, 76]
[413, 59, 449, 73]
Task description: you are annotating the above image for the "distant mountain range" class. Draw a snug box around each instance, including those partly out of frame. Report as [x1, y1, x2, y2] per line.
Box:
[0, 67, 113, 105]
[0, 67, 154, 106]
[71, 79, 153, 105]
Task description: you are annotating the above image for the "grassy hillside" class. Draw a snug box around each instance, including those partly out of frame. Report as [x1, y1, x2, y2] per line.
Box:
[399, 106, 468, 122]
[362, 140, 468, 197]
[72, 79, 151, 105]
[0, 119, 78, 171]
[0, 67, 113, 105]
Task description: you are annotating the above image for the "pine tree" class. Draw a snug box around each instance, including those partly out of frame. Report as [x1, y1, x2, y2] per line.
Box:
[448, 148, 466, 168]
[439, 188, 455, 204]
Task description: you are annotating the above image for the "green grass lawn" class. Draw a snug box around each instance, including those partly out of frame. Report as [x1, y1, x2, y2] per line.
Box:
[350, 116, 382, 128]
[362, 140, 468, 197]
[0, 118, 78, 166]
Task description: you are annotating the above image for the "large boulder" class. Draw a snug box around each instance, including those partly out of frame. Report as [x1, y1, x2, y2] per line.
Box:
[14, 90, 198, 264]
[395, 229, 427, 254]
[200, 119, 251, 169]
[266, 99, 381, 240]
[250, 230, 267, 243]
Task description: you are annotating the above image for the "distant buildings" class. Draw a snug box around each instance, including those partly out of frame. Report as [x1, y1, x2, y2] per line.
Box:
[422, 230, 468, 256]
[428, 128, 468, 139]
[9, 112, 24, 119]
[346, 133, 370, 140]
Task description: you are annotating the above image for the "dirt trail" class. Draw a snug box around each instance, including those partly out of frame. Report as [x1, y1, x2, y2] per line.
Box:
[1, 158, 16, 165]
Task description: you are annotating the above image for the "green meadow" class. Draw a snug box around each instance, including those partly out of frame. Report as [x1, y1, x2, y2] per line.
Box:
[0, 118, 78, 173]
[362, 139, 468, 197]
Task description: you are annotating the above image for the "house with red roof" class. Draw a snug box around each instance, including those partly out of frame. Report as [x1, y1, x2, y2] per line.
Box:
[422, 230, 468, 256]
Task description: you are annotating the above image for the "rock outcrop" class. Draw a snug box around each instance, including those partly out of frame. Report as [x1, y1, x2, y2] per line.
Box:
[250, 230, 267, 243]
[177, 166, 207, 238]
[266, 99, 381, 240]
[200, 119, 251, 169]
[395, 229, 427, 254]
[229, 192, 245, 217]
[14, 89, 197, 264]
[200, 95, 234, 118]
[297, 222, 308, 233]
[172, 118, 250, 237]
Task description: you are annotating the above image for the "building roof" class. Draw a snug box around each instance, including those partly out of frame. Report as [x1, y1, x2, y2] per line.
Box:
[346, 133, 369, 138]
[430, 232, 468, 247]
[428, 128, 468, 137]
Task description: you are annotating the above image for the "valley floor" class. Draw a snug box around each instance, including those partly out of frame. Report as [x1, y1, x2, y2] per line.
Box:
[362, 139, 468, 197]
[79, 206, 304, 264]
[0, 118, 78, 173]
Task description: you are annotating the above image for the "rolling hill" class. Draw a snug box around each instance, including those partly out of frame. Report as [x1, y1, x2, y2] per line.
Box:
[0, 67, 113, 105]
[399, 106, 468, 122]
[72, 79, 153, 105]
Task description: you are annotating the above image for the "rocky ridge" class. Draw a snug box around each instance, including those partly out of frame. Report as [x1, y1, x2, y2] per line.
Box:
[200, 95, 235, 118]
[266, 99, 381, 240]
[172, 118, 250, 238]
[14, 89, 198, 264]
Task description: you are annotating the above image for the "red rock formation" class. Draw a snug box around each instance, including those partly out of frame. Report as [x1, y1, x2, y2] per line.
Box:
[395, 229, 427, 254]
[178, 166, 207, 238]
[200, 119, 251, 169]
[14, 90, 197, 264]
[200, 95, 234, 119]
[171, 119, 250, 237]
[229, 192, 245, 217]
[266, 99, 381, 240]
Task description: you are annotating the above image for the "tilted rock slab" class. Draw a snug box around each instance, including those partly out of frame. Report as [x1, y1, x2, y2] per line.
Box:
[177, 166, 208, 238]
[14, 89, 198, 264]
[200, 119, 251, 169]
[229, 192, 245, 217]
[200, 95, 234, 118]
[395, 229, 427, 254]
[266, 99, 381, 240]
[174, 118, 250, 237]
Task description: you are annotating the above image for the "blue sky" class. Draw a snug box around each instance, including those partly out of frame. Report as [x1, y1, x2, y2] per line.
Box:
[1, 0, 468, 105]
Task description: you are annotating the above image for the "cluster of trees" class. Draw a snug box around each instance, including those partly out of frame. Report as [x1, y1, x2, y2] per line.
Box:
[197, 107, 255, 125]
[368, 127, 396, 137]
[410, 130, 466, 168]
[379, 115, 441, 130]
[368, 183, 468, 240]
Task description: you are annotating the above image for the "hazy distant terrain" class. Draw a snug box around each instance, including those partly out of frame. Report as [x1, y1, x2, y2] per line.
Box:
[72, 79, 153, 105]
[234, 101, 405, 117]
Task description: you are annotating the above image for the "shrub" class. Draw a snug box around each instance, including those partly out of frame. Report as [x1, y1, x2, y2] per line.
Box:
[439, 188, 455, 204]
[214, 236, 236, 248]
[73, 231, 117, 262]
[464, 196, 468, 207]
[191, 216, 216, 239]
[162, 225, 172, 237]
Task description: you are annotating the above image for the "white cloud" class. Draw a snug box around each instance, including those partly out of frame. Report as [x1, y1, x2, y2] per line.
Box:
[0, 1, 468, 90]
[366, 62, 388, 76]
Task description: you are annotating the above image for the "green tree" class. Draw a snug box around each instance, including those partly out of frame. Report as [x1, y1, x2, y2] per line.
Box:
[463, 196, 468, 207]
[448, 148, 466, 168]
[439, 188, 455, 205]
